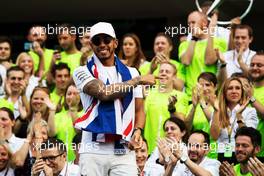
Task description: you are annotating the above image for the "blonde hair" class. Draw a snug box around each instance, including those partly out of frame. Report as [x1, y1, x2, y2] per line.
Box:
[16, 52, 34, 75]
[0, 140, 12, 168]
[27, 119, 49, 137]
[218, 77, 246, 128]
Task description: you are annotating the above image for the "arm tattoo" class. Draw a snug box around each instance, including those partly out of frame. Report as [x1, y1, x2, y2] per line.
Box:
[83, 76, 141, 101]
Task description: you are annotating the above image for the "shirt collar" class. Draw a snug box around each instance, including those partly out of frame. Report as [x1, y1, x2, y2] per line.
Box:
[58, 162, 69, 176]
[234, 48, 250, 58]
[227, 104, 241, 114]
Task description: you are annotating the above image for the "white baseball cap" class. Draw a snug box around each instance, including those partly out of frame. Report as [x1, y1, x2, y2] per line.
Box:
[90, 22, 116, 39]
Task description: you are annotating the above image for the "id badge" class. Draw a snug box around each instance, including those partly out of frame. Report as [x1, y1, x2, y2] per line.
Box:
[224, 143, 233, 157]
[114, 148, 126, 155]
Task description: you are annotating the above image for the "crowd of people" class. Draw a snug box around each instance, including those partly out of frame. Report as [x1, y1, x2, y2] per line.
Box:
[0, 2, 264, 176]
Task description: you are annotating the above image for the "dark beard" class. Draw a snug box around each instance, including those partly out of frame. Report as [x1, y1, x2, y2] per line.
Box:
[255, 75, 264, 82]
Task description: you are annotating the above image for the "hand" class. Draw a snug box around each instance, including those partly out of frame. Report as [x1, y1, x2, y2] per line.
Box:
[128, 129, 143, 150]
[31, 159, 45, 176]
[207, 94, 219, 111]
[0, 124, 5, 140]
[43, 164, 53, 176]
[4, 80, 12, 96]
[157, 138, 171, 159]
[155, 53, 169, 64]
[208, 13, 218, 35]
[32, 41, 44, 57]
[19, 79, 27, 95]
[236, 97, 250, 115]
[242, 81, 254, 99]
[231, 17, 241, 25]
[168, 95, 177, 110]
[192, 87, 199, 107]
[18, 102, 27, 120]
[43, 97, 56, 111]
[248, 157, 264, 176]
[52, 51, 61, 62]
[80, 46, 91, 55]
[139, 74, 157, 85]
[33, 111, 42, 122]
[215, 48, 225, 64]
[219, 161, 235, 176]
[238, 45, 246, 63]
[150, 53, 169, 73]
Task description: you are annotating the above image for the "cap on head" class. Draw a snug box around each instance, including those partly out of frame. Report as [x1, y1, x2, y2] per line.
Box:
[90, 22, 116, 39]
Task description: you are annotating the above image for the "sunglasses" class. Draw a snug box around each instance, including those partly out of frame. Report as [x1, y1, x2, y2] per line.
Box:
[91, 35, 113, 46]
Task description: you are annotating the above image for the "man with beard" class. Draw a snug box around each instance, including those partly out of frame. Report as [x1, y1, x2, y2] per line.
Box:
[248, 51, 264, 161]
[73, 22, 156, 175]
[164, 130, 220, 176]
[219, 127, 261, 176]
[53, 23, 82, 75]
[27, 25, 54, 77]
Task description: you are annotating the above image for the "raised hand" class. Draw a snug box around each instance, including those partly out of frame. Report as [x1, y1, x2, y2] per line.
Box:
[18, 101, 27, 120]
[31, 159, 45, 176]
[19, 79, 27, 95]
[43, 97, 56, 111]
[168, 95, 177, 111]
[215, 48, 225, 64]
[32, 41, 44, 57]
[128, 129, 143, 150]
[219, 161, 235, 176]
[248, 157, 264, 176]
[237, 97, 250, 115]
[4, 80, 12, 96]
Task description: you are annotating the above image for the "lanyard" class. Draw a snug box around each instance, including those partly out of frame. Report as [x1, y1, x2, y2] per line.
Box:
[227, 115, 237, 143]
[233, 50, 251, 68]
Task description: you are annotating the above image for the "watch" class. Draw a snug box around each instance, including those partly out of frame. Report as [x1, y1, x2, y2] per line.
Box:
[250, 96, 256, 103]
[237, 119, 244, 124]
[180, 153, 189, 163]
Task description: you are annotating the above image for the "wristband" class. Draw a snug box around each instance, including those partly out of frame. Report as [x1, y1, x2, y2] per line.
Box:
[220, 63, 227, 68]
[237, 120, 244, 124]
[250, 96, 256, 103]
[132, 127, 143, 136]
[191, 36, 199, 41]
[168, 106, 176, 113]
[17, 116, 27, 122]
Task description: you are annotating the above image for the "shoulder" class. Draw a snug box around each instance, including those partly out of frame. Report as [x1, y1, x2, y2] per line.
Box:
[127, 66, 140, 77]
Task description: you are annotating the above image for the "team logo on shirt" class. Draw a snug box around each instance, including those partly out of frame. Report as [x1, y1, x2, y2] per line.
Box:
[195, 0, 254, 25]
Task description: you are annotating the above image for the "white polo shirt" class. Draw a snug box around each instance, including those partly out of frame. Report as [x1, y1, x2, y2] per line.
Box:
[211, 105, 258, 153]
[222, 49, 256, 78]
[172, 157, 220, 176]
[7, 134, 24, 154]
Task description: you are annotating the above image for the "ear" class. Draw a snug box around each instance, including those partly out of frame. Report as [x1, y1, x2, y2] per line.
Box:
[249, 36, 253, 44]
[254, 146, 261, 155]
[181, 130, 186, 139]
[11, 119, 15, 127]
[114, 39, 118, 49]
[72, 35, 76, 41]
[168, 45, 173, 53]
[89, 41, 95, 51]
